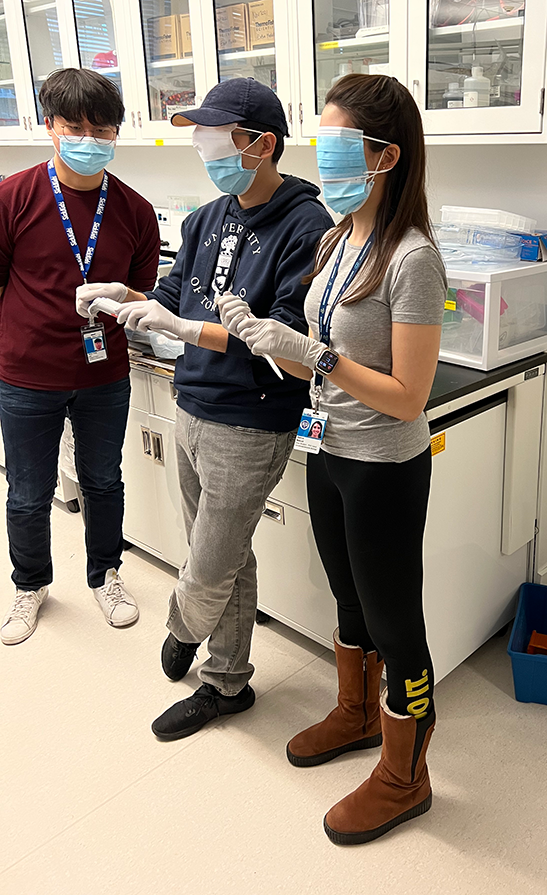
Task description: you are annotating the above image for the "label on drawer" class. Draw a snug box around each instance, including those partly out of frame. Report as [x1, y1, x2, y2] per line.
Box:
[444, 299, 457, 311]
[431, 432, 446, 456]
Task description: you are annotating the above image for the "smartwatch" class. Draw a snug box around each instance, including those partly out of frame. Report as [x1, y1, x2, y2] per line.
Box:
[315, 348, 340, 376]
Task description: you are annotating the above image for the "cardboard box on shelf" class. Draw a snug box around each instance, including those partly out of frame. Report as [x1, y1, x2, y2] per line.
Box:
[248, 0, 275, 49]
[148, 15, 181, 60]
[179, 15, 193, 58]
[216, 4, 249, 54]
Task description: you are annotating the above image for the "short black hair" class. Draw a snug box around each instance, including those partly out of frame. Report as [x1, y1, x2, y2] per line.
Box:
[39, 68, 124, 127]
[238, 119, 284, 164]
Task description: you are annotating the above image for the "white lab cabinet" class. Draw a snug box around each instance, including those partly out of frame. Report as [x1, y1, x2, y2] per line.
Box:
[122, 366, 188, 569]
[2, 1, 547, 145]
[296, 0, 407, 139]
[408, 0, 547, 139]
[425, 397, 529, 682]
[253, 453, 337, 646]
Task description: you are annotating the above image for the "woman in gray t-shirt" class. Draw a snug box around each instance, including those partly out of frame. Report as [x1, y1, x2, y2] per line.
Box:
[218, 75, 446, 846]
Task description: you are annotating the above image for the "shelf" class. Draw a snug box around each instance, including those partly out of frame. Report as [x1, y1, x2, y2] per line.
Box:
[23, 1, 57, 13]
[430, 17, 524, 41]
[91, 66, 120, 76]
[149, 57, 193, 69]
[220, 47, 275, 61]
[0, 78, 14, 86]
[317, 28, 389, 51]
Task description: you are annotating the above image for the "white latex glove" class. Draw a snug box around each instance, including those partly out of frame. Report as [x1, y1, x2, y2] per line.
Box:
[216, 293, 251, 338]
[116, 299, 204, 346]
[76, 281, 128, 319]
[237, 313, 325, 371]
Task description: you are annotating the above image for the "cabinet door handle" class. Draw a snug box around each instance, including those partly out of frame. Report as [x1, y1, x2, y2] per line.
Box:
[299, 102, 303, 125]
[141, 426, 152, 457]
[170, 383, 177, 401]
[28, 115, 32, 130]
[412, 79, 420, 100]
[138, 111, 142, 128]
[262, 499, 284, 525]
[287, 102, 293, 125]
[23, 116, 27, 130]
[131, 110, 136, 127]
[151, 431, 164, 465]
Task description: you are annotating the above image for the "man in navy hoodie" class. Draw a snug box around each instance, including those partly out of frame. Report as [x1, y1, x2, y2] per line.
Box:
[77, 79, 332, 740]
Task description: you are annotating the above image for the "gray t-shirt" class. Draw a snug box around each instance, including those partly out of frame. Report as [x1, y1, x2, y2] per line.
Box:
[304, 228, 447, 463]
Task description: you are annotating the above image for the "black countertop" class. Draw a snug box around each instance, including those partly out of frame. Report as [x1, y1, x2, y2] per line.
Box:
[427, 353, 547, 412]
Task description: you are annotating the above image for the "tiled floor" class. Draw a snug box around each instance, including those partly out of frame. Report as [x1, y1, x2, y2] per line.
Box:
[1, 482, 547, 895]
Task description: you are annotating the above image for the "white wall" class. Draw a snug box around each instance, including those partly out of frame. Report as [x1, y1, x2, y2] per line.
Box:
[2, 142, 547, 228]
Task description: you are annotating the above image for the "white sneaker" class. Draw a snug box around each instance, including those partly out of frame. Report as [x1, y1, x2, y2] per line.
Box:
[93, 569, 139, 628]
[1, 587, 49, 645]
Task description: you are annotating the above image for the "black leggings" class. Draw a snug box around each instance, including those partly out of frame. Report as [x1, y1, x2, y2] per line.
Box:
[307, 447, 434, 718]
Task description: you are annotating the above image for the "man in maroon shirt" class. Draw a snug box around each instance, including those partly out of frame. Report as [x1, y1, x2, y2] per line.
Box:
[0, 68, 160, 645]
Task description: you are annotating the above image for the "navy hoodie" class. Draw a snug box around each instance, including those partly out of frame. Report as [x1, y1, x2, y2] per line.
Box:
[148, 175, 333, 431]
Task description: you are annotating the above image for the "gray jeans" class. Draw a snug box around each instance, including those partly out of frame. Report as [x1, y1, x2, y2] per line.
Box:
[167, 407, 296, 696]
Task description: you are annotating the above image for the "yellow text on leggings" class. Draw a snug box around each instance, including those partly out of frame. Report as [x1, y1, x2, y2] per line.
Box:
[405, 670, 430, 719]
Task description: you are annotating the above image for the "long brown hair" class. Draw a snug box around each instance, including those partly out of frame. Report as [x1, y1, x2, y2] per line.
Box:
[305, 74, 434, 304]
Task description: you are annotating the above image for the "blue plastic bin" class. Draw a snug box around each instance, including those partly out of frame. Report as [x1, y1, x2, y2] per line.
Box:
[508, 583, 547, 705]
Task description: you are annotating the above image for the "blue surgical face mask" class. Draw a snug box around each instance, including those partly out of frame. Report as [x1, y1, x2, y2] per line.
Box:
[58, 136, 115, 176]
[192, 124, 263, 195]
[316, 126, 391, 216]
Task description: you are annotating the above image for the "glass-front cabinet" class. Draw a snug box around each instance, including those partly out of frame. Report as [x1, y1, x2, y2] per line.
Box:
[0, 0, 27, 138]
[408, 0, 547, 136]
[211, 0, 294, 138]
[298, 0, 407, 138]
[128, 0, 209, 140]
[71, 0, 137, 140]
[20, 0, 79, 132]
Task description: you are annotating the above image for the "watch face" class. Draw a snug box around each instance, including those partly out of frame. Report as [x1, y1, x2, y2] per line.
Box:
[316, 350, 339, 374]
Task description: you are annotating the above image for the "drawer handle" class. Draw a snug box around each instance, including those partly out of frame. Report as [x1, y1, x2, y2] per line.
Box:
[141, 426, 152, 457]
[151, 431, 164, 465]
[262, 499, 284, 525]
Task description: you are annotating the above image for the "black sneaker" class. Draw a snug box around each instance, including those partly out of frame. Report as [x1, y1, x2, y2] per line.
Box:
[151, 683, 256, 741]
[161, 633, 200, 681]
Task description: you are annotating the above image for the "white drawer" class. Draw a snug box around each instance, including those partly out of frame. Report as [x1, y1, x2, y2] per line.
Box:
[269, 456, 308, 513]
[129, 369, 151, 413]
[151, 374, 178, 421]
[254, 499, 335, 649]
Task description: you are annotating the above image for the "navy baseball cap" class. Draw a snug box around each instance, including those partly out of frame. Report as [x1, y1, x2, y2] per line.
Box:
[171, 77, 289, 137]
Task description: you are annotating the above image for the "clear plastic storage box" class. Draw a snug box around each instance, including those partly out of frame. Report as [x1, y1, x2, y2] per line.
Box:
[440, 261, 547, 370]
[441, 206, 537, 234]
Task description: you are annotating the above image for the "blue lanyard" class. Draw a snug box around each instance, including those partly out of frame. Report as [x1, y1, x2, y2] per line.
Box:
[47, 158, 108, 283]
[318, 231, 374, 346]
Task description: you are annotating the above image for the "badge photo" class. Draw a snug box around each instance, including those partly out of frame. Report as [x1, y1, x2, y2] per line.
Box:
[295, 409, 329, 454]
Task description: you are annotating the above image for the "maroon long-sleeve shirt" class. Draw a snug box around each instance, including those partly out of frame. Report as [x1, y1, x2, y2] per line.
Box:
[0, 162, 160, 390]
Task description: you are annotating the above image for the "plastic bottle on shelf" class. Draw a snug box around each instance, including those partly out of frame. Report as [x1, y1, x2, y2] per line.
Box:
[463, 66, 491, 108]
[331, 60, 353, 86]
[443, 82, 463, 109]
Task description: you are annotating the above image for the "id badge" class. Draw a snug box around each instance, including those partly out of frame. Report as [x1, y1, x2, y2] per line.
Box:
[81, 322, 108, 364]
[294, 409, 328, 454]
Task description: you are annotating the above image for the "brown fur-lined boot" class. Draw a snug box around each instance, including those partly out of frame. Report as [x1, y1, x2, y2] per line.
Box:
[323, 690, 435, 844]
[286, 629, 384, 767]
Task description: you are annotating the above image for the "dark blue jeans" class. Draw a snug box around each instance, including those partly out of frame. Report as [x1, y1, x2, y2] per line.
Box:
[0, 377, 130, 590]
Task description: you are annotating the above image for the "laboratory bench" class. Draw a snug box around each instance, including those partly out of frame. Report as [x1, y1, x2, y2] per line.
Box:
[119, 350, 547, 683]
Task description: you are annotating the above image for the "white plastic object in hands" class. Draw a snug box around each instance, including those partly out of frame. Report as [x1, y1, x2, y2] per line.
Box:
[88, 297, 179, 340]
[88, 297, 123, 318]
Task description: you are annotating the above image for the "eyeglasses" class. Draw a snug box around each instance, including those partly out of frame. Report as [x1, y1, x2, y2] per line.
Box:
[58, 123, 118, 145]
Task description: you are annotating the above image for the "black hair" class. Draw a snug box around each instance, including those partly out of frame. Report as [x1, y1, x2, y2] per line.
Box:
[238, 118, 284, 164]
[39, 68, 124, 127]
